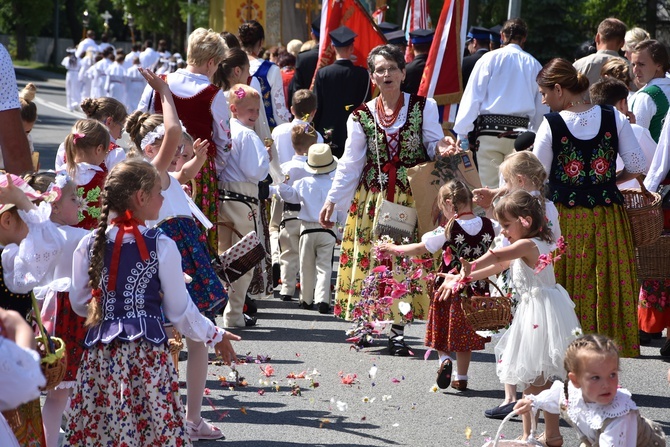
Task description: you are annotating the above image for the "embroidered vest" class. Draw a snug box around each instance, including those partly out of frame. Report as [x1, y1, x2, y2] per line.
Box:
[353, 94, 429, 198]
[547, 105, 623, 208]
[633, 84, 669, 142]
[84, 228, 167, 347]
[252, 60, 277, 130]
[76, 163, 107, 230]
[0, 262, 33, 320]
[154, 76, 219, 157]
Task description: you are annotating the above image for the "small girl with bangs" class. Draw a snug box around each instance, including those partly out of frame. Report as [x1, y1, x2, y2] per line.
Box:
[66, 159, 240, 445]
[380, 179, 496, 390]
[23, 172, 90, 447]
[218, 83, 270, 328]
[514, 334, 666, 446]
[442, 190, 581, 447]
[63, 119, 111, 230]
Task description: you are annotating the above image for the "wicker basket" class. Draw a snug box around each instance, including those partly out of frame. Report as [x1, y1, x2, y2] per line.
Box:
[635, 233, 670, 281]
[461, 279, 512, 332]
[481, 410, 543, 446]
[31, 293, 67, 390]
[621, 178, 663, 247]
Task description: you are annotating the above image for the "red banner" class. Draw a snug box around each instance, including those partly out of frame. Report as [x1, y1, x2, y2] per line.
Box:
[417, 0, 468, 125]
[403, 0, 431, 63]
[315, 0, 387, 76]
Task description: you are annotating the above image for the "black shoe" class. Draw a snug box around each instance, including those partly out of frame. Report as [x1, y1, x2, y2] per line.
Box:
[272, 263, 280, 288]
[640, 330, 652, 346]
[280, 294, 293, 301]
[387, 335, 411, 356]
[484, 402, 517, 420]
[244, 295, 257, 315]
[661, 339, 670, 357]
[436, 359, 452, 389]
[243, 313, 257, 327]
[299, 301, 314, 310]
[318, 302, 330, 314]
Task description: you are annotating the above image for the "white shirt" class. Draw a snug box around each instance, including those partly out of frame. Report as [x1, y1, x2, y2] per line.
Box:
[249, 58, 292, 126]
[139, 47, 160, 69]
[617, 123, 657, 189]
[630, 77, 670, 132]
[55, 144, 125, 173]
[276, 171, 343, 224]
[454, 44, 548, 137]
[76, 38, 99, 58]
[145, 174, 193, 227]
[533, 106, 646, 176]
[123, 51, 141, 69]
[104, 62, 126, 91]
[281, 155, 309, 185]
[1, 203, 65, 294]
[272, 119, 324, 165]
[528, 380, 639, 447]
[644, 110, 670, 191]
[70, 226, 224, 346]
[220, 118, 270, 183]
[326, 93, 444, 211]
[0, 44, 19, 112]
[137, 69, 231, 176]
[421, 216, 494, 254]
[61, 55, 80, 72]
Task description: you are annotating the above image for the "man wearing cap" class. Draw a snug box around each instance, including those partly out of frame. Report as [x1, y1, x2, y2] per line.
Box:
[379, 22, 407, 53]
[313, 26, 371, 158]
[489, 24, 502, 50]
[454, 18, 547, 189]
[288, 15, 321, 107]
[402, 29, 433, 95]
[461, 26, 490, 88]
[573, 18, 628, 96]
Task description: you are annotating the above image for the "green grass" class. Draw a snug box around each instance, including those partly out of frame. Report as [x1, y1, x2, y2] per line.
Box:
[13, 60, 66, 75]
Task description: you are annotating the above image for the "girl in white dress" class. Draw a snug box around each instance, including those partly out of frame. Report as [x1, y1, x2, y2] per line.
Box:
[514, 334, 666, 446]
[442, 190, 581, 447]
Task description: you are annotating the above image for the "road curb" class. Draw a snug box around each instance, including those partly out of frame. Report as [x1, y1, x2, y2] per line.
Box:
[13, 66, 62, 82]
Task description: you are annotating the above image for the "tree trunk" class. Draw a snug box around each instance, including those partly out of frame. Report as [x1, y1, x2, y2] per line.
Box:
[15, 24, 29, 60]
[646, 0, 657, 37]
[64, 0, 82, 45]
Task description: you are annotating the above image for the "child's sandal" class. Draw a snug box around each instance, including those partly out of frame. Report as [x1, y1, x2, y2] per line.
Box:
[537, 432, 563, 447]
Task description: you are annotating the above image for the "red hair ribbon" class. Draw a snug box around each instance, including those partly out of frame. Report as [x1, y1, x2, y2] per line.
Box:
[73, 132, 86, 144]
[107, 210, 150, 293]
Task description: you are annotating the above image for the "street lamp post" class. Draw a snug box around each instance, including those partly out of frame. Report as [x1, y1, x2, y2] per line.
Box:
[126, 12, 135, 44]
[81, 10, 89, 40]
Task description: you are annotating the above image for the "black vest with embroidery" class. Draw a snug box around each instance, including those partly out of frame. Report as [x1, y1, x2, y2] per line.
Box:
[0, 262, 33, 320]
[352, 94, 429, 196]
[547, 105, 623, 208]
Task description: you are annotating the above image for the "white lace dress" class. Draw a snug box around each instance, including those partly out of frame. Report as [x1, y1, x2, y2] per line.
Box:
[495, 238, 582, 387]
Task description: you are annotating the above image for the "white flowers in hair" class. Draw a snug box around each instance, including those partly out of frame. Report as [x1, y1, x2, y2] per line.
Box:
[140, 121, 188, 149]
[44, 172, 71, 203]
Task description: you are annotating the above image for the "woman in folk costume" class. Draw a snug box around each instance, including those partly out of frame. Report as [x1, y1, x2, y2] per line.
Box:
[137, 28, 229, 256]
[320, 44, 456, 355]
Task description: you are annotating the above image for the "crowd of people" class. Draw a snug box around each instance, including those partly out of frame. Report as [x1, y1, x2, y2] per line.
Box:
[0, 12, 669, 447]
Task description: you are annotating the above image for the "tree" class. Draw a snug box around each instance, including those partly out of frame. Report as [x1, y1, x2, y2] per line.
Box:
[0, 0, 53, 59]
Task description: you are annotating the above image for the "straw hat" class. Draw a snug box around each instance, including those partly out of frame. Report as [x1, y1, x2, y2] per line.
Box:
[0, 173, 45, 215]
[304, 144, 338, 174]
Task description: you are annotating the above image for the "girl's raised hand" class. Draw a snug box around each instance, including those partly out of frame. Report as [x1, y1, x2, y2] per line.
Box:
[0, 174, 34, 211]
[214, 330, 241, 366]
[192, 138, 209, 161]
[473, 187, 496, 209]
[378, 243, 398, 256]
[139, 68, 170, 94]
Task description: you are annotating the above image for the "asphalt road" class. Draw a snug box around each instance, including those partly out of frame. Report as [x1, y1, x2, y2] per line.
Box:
[15, 67, 670, 447]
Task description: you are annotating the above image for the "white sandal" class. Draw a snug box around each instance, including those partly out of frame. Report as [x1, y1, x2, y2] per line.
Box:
[186, 418, 225, 441]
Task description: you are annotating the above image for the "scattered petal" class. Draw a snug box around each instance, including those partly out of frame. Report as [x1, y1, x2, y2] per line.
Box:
[398, 301, 411, 315]
[336, 400, 348, 411]
[391, 378, 401, 383]
[240, 407, 247, 415]
[362, 396, 370, 403]
[257, 389, 265, 396]
[203, 388, 211, 396]
[430, 384, 439, 392]
[260, 364, 275, 377]
[369, 365, 378, 379]
[424, 348, 433, 361]
[319, 418, 331, 428]
[465, 426, 472, 440]
[382, 395, 392, 401]
[392, 423, 399, 427]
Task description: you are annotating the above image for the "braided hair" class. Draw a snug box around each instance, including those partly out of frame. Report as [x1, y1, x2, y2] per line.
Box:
[85, 159, 160, 327]
[562, 334, 620, 403]
[437, 179, 474, 241]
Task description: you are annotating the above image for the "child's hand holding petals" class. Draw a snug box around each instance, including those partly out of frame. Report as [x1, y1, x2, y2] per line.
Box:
[513, 398, 533, 415]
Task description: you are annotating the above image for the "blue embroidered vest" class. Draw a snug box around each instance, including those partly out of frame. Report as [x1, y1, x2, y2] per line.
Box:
[547, 105, 623, 208]
[84, 228, 167, 347]
[253, 60, 277, 130]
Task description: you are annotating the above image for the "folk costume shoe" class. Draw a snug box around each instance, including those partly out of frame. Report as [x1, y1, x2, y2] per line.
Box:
[436, 359, 452, 389]
[451, 379, 468, 391]
[387, 335, 411, 356]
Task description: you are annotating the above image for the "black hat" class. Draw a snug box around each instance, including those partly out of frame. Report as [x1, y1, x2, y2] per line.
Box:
[330, 26, 357, 47]
[466, 26, 491, 43]
[489, 25, 502, 44]
[311, 15, 321, 38]
[409, 28, 434, 45]
[386, 30, 407, 45]
[378, 22, 400, 34]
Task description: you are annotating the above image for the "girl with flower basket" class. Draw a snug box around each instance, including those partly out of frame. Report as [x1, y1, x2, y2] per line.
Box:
[379, 179, 495, 391]
[533, 58, 644, 358]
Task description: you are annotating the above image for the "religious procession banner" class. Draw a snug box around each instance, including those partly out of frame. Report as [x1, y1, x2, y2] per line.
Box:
[209, 0, 268, 37]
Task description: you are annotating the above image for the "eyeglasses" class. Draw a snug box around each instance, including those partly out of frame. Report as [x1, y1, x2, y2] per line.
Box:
[373, 66, 400, 76]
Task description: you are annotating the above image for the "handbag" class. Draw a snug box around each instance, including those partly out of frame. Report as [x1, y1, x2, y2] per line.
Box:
[371, 115, 418, 243]
[213, 223, 267, 284]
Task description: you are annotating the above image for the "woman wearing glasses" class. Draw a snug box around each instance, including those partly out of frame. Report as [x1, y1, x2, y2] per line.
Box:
[320, 44, 456, 356]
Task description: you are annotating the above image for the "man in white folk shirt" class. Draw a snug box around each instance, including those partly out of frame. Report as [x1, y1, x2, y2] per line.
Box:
[454, 18, 548, 189]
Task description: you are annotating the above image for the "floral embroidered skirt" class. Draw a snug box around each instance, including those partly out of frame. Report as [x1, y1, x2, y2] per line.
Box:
[159, 217, 228, 319]
[553, 203, 639, 357]
[334, 186, 429, 323]
[425, 282, 490, 352]
[2, 399, 46, 447]
[54, 291, 87, 385]
[638, 279, 670, 332]
[65, 339, 191, 447]
[194, 155, 219, 257]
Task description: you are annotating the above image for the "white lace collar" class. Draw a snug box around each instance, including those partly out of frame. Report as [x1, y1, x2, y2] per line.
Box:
[566, 381, 638, 429]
